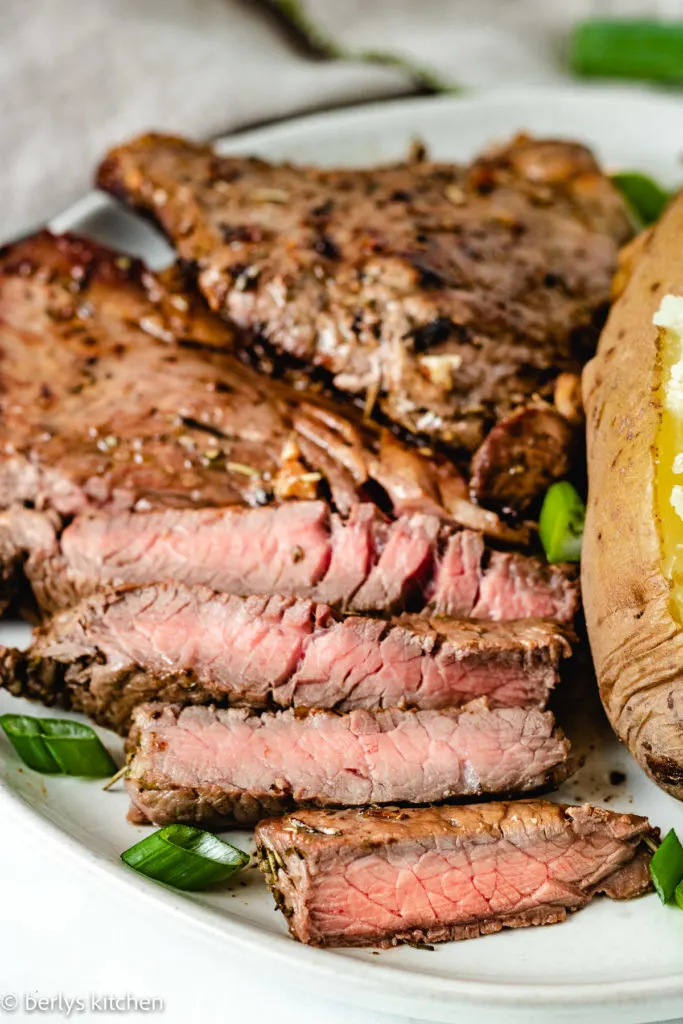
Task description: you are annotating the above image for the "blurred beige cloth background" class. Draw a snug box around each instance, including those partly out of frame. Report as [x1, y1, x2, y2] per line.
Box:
[1, 0, 680, 238]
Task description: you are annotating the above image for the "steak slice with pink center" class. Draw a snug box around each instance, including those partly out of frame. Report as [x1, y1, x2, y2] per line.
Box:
[27, 500, 578, 621]
[256, 802, 653, 947]
[125, 703, 573, 827]
[1, 584, 571, 732]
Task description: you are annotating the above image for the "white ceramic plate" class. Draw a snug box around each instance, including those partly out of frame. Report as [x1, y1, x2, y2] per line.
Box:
[3, 85, 683, 1024]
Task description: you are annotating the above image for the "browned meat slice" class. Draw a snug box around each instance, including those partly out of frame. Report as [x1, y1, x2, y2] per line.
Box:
[0, 232, 461, 519]
[0, 584, 570, 733]
[256, 802, 653, 947]
[0, 231, 538, 614]
[469, 405, 576, 512]
[125, 703, 573, 827]
[96, 132, 631, 460]
[18, 501, 577, 620]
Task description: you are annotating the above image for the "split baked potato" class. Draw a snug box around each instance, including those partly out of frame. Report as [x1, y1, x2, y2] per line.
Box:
[583, 194, 683, 797]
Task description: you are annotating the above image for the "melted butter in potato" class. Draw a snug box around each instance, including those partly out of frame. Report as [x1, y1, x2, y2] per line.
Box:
[654, 295, 683, 617]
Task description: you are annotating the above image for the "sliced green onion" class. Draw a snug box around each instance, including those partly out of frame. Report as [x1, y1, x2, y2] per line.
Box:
[121, 825, 249, 891]
[611, 172, 671, 228]
[0, 715, 61, 773]
[0, 714, 116, 777]
[39, 719, 117, 776]
[650, 828, 683, 903]
[571, 19, 683, 85]
[539, 482, 585, 564]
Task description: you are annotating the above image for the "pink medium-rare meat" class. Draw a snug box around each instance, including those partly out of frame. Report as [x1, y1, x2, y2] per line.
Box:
[348, 513, 439, 612]
[27, 500, 578, 620]
[256, 802, 653, 947]
[125, 703, 573, 827]
[0, 232, 535, 614]
[1, 584, 571, 732]
[57, 502, 333, 604]
[431, 531, 577, 620]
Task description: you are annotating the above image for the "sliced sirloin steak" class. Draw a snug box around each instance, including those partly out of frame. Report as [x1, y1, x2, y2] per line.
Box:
[96, 132, 631, 508]
[125, 702, 573, 828]
[22, 500, 577, 619]
[255, 802, 653, 947]
[0, 583, 571, 733]
[0, 231, 565, 614]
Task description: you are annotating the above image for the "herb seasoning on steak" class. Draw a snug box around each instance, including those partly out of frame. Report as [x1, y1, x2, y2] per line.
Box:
[256, 802, 653, 947]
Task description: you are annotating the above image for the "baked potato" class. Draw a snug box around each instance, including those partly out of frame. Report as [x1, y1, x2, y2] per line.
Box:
[582, 195, 683, 798]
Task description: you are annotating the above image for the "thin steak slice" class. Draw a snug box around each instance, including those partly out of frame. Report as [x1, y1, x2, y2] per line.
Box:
[96, 133, 630, 471]
[125, 702, 573, 828]
[0, 584, 571, 733]
[256, 802, 653, 947]
[24, 501, 578, 620]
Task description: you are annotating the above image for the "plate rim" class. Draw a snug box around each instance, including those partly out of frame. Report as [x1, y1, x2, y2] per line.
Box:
[4, 772, 683, 1015]
[212, 80, 683, 152]
[6, 82, 683, 1020]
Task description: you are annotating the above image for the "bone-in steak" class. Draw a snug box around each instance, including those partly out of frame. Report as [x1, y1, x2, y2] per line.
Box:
[96, 133, 630, 491]
[125, 702, 572, 827]
[1, 583, 570, 732]
[256, 802, 653, 947]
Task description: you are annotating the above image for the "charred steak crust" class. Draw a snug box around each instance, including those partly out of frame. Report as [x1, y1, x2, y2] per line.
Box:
[124, 702, 573, 828]
[255, 802, 653, 947]
[0, 583, 572, 732]
[96, 133, 630, 474]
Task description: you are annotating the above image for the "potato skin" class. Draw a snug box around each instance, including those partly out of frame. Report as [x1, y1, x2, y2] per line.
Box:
[582, 193, 683, 799]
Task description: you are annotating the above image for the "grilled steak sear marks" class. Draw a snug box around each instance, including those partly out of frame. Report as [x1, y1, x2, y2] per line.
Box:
[125, 703, 573, 827]
[0, 584, 570, 732]
[255, 802, 653, 947]
[96, 132, 630, 467]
